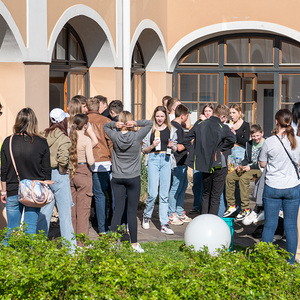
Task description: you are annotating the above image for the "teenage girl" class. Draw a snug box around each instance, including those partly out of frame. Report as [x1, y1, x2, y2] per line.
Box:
[229, 104, 250, 160]
[69, 114, 95, 247]
[103, 111, 153, 253]
[142, 106, 177, 235]
[67, 97, 98, 147]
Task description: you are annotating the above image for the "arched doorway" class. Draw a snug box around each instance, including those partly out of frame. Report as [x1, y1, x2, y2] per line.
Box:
[50, 24, 88, 112]
[174, 33, 300, 136]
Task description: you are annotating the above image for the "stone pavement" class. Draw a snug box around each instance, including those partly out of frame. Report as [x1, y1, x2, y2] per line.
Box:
[49, 185, 286, 250]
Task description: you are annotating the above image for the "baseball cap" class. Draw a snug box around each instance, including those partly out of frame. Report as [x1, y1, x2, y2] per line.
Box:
[49, 108, 70, 123]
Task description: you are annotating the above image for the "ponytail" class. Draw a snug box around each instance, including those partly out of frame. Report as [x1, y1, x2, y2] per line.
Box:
[275, 109, 297, 150]
[69, 124, 78, 178]
[286, 124, 297, 150]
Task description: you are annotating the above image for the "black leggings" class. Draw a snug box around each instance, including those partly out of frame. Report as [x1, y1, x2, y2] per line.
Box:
[110, 176, 141, 243]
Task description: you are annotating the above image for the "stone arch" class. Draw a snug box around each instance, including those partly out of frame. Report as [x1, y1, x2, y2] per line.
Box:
[0, 2, 26, 61]
[48, 4, 116, 67]
[168, 21, 300, 71]
[131, 19, 167, 72]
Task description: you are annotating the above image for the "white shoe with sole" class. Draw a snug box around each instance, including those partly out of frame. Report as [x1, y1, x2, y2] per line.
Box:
[132, 243, 145, 253]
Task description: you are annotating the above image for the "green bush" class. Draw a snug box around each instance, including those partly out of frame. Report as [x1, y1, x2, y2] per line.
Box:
[140, 154, 148, 202]
[0, 230, 299, 299]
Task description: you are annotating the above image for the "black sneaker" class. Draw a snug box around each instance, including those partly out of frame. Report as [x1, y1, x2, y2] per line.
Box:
[189, 208, 200, 214]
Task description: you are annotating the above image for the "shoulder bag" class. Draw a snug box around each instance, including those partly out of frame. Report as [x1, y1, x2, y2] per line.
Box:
[9, 135, 55, 208]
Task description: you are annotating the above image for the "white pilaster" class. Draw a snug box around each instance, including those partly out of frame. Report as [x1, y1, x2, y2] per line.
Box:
[26, 0, 48, 62]
[122, 0, 131, 111]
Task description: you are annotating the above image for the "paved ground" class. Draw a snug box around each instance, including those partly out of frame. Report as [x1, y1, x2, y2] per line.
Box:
[49, 185, 286, 250]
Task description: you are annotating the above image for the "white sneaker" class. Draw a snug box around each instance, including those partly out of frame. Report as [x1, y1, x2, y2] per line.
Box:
[142, 214, 150, 229]
[253, 211, 264, 225]
[161, 224, 174, 235]
[169, 213, 184, 226]
[178, 211, 192, 223]
[131, 243, 144, 253]
[242, 210, 258, 226]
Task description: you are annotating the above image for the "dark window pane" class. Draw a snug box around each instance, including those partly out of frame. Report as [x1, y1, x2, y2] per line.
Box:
[199, 74, 218, 101]
[227, 77, 241, 101]
[179, 74, 198, 101]
[281, 42, 300, 64]
[55, 28, 67, 60]
[181, 49, 198, 63]
[199, 42, 218, 64]
[281, 75, 300, 103]
[226, 38, 248, 63]
[250, 38, 273, 64]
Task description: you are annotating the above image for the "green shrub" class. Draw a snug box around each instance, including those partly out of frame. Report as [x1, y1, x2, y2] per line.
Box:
[0, 230, 299, 299]
[140, 153, 148, 202]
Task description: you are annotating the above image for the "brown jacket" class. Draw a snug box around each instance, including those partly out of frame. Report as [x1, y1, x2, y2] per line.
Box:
[87, 112, 113, 162]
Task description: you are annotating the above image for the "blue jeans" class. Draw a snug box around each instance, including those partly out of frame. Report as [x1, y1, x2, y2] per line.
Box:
[192, 170, 203, 210]
[37, 169, 76, 253]
[144, 153, 171, 225]
[218, 191, 226, 217]
[92, 171, 110, 233]
[168, 165, 188, 217]
[3, 194, 40, 245]
[262, 184, 300, 264]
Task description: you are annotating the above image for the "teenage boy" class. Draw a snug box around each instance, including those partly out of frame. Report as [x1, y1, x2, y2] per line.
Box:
[183, 105, 235, 215]
[162, 95, 172, 110]
[87, 97, 113, 234]
[168, 104, 192, 225]
[94, 95, 111, 119]
[167, 97, 181, 121]
[108, 100, 123, 122]
[224, 124, 265, 221]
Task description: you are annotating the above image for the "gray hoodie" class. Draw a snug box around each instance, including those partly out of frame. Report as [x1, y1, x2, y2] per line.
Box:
[103, 120, 153, 178]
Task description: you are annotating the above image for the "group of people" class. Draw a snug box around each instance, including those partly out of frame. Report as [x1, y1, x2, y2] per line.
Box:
[0, 95, 300, 263]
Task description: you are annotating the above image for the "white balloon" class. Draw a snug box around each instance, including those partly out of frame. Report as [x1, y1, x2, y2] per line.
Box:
[184, 214, 232, 256]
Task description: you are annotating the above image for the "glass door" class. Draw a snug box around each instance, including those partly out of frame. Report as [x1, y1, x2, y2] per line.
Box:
[225, 73, 257, 124]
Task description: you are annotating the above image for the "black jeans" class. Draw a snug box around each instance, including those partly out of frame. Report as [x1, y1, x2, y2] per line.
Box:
[110, 176, 141, 243]
[201, 167, 228, 215]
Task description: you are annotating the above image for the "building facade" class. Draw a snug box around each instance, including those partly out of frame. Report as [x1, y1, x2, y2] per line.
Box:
[1, 0, 300, 141]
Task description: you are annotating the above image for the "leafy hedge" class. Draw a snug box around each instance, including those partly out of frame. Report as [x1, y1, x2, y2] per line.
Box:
[0, 229, 299, 299]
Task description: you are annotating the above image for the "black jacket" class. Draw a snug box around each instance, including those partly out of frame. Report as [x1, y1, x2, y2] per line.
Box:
[241, 140, 263, 169]
[183, 116, 235, 173]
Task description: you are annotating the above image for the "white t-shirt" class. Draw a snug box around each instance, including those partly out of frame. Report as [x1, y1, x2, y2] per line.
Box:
[259, 135, 300, 189]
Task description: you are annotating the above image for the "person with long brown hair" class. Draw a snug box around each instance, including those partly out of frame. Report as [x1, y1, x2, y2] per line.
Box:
[1, 108, 51, 242]
[259, 109, 300, 265]
[142, 106, 177, 235]
[69, 114, 94, 247]
[36, 108, 76, 253]
[67, 97, 98, 147]
[103, 111, 152, 252]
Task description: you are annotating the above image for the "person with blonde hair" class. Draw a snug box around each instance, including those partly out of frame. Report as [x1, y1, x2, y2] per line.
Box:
[142, 106, 177, 235]
[260, 109, 300, 265]
[69, 113, 95, 247]
[103, 111, 152, 253]
[1, 108, 51, 242]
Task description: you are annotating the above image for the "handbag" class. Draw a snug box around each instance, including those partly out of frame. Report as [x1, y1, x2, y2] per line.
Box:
[9, 135, 55, 208]
[275, 135, 300, 180]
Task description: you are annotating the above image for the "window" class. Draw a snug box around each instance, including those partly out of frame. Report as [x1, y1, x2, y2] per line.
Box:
[178, 74, 218, 123]
[281, 41, 300, 64]
[280, 74, 300, 110]
[180, 42, 218, 65]
[131, 42, 145, 120]
[50, 24, 88, 112]
[225, 38, 273, 64]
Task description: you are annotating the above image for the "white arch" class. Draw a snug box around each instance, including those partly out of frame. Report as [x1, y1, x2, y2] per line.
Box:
[0, 1, 26, 61]
[48, 4, 117, 65]
[168, 21, 300, 71]
[131, 19, 168, 71]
